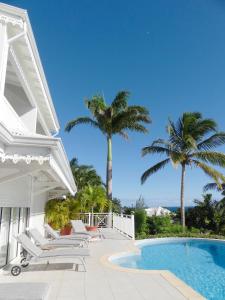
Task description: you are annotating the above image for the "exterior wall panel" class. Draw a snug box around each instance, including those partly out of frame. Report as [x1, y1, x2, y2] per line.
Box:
[0, 176, 32, 207]
[29, 192, 47, 235]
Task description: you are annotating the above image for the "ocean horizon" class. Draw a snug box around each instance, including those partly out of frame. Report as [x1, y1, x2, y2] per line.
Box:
[164, 206, 194, 212]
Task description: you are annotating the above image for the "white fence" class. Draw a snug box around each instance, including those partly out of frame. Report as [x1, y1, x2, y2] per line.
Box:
[112, 213, 135, 240]
[73, 213, 112, 228]
[73, 212, 135, 240]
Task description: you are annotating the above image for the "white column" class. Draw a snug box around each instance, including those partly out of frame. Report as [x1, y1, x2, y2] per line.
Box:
[0, 22, 8, 98]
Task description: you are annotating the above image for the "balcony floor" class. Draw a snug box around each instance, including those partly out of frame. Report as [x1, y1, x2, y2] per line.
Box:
[0, 228, 204, 300]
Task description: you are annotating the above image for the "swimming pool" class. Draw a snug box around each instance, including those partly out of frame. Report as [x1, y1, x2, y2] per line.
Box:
[111, 238, 225, 300]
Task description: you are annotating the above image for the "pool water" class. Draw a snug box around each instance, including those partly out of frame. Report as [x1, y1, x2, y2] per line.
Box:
[112, 239, 225, 300]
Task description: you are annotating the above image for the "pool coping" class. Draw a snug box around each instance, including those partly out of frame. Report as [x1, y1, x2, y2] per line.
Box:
[101, 237, 209, 300]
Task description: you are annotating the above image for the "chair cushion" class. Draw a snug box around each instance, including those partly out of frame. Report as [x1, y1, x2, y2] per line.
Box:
[0, 282, 50, 300]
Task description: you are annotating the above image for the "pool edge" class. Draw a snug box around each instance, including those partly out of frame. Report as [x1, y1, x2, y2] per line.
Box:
[100, 237, 206, 300]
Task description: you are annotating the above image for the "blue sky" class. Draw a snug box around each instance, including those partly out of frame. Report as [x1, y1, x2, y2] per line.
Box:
[6, 0, 225, 206]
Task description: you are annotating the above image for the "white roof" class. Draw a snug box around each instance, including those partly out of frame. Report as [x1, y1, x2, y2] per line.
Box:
[0, 121, 76, 195]
[0, 2, 60, 133]
[145, 206, 171, 216]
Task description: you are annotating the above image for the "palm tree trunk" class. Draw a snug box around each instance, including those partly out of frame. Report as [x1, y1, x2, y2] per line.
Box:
[180, 164, 186, 229]
[106, 136, 112, 201]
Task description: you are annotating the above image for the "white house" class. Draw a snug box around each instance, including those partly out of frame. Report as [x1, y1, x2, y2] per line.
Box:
[145, 206, 171, 217]
[0, 3, 76, 268]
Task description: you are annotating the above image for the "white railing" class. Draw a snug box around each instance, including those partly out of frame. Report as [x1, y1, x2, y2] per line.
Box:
[72, 212, 135, 239]
[113, 213, 135, 240]
[73, 213, 112, 228]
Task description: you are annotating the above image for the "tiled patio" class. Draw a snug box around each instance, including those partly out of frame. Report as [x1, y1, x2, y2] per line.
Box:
[0, 229, 204, 300]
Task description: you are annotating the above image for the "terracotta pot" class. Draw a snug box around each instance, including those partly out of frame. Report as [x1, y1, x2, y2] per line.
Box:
[60, 226, 72, 235]
[85, 226, 98, 232]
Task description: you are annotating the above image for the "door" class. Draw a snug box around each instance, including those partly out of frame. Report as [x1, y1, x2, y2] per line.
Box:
[8, 208, 19, 262]
[0, 208, 10, 268]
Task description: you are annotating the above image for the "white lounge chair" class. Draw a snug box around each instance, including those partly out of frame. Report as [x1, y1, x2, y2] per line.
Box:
[11, 233, 90, 276]
[0, 282, 50, 300]
[28, 228, 88, 249]
[44, 224, 91, 241]
[71, 220, 103, 240]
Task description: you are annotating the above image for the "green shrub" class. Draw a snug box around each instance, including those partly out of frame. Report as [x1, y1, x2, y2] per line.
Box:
[45, 198, 80, 230]
[136, 231, 148, 239]
[135, 209, 147, 236]
[147, 215, 186, 235]
[138, 232, 225, 240]
[164, 223, 184, 234]
[148, 215, 171, 234]
[189, 227, 200, 234]
[45, 199, 69, 230]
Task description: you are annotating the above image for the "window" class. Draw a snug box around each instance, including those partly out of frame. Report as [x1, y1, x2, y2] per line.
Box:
[0, 207, 29, 268]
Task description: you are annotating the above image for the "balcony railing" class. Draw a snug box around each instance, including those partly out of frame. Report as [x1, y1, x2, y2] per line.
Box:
[74, 212, 135, 240]
[112, 213, 135, 240]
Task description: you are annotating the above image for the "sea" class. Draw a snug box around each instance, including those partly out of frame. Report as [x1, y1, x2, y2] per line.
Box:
[164, 206, 194, 212]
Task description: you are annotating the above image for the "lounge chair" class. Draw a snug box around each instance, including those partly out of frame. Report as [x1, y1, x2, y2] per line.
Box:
[71, 220, 103, 240]
[28, 228, 88, 249]
[44, 224, 91, 241]
[11, 233, 89, 276]
[0, 282, 50, 300]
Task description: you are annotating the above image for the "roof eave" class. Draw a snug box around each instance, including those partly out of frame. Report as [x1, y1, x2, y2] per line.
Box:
[0, 2, 60, 133]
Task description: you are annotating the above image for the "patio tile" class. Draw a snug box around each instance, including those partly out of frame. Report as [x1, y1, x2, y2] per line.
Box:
[0, 229, 202, 300]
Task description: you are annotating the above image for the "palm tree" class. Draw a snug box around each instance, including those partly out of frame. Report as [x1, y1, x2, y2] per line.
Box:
[186, 194, 218, 231]
[66, 91, 151, 200]
[141, 112, 225, 228]
[204, 182, 225, 196]
[70, 158, 103, 191]
[203, 182, 225, 230]
[76, 185, 108, 225]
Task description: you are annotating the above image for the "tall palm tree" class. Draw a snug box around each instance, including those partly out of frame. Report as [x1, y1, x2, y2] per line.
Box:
[141, 112, 225, 228]
[66, 91, 151, 200]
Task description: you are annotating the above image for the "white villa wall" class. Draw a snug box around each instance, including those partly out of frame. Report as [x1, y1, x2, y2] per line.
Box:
[20, 108, 37, 133]
[29, 192, 48, 235]
[0, 3, 76, 268]
[0, 96, 27, 134]
[4, 83, 37, 133]
[4, 83, 33, 116]
[0, 176, 32, 207]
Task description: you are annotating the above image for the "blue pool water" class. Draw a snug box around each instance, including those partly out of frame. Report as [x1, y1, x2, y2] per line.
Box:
[112, 239, 225, 300]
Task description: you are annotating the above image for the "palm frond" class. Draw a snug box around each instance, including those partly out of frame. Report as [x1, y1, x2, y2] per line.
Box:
[151, 139, 171, 147]
[111, 106, 150, 134]
[183, 112, 202, 120]
[125, 123, 149, 133]
[167, 119, 183, 149]
[141, 145, 170, 157]
[85, 95, 106, 116]
[118, 130, 129, 140]
[111, 91, 129, 112]
[127, 105, 150, 116]
[193, 118, 217, 138]
[191, 151, 225, 167]
[65, 117, 100, 132]
[191, 159, 225, 184]
[197, 132, 225, 150]
[141, 159, 170, 184]
[203, 183, 224, 192]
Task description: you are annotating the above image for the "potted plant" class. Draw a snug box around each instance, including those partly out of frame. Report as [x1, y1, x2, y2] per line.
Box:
[45, 197, 81, 235]
[60, 223, 72, 235]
